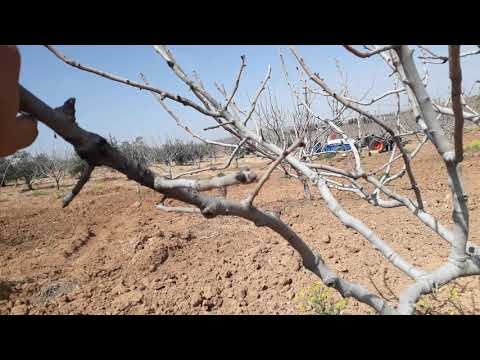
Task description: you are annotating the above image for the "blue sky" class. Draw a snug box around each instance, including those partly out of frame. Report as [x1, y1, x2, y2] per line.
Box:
[17, 45, 480, 154]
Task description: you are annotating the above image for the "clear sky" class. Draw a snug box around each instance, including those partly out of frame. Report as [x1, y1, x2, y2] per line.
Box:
[17, 45, 480, 155]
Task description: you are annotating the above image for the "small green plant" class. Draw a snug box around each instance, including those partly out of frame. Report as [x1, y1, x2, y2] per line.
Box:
[416, 295, 434, 315]
[416, 284, 465, 315]
[295, 282, 348, 315]
[217, 172, 226, 177]
[464, 139, 480, 153]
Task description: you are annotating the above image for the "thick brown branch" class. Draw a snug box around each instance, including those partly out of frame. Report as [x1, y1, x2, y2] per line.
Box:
[62, 164, 94, 207]
[449, 45, 465, 163]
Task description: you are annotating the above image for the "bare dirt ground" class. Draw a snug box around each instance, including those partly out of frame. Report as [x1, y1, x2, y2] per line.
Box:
[1, 130, 480, 315]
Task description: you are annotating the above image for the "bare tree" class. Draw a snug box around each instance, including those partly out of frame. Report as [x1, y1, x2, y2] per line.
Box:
[16, 44, 480, 314]
[35, 150, 67, 190]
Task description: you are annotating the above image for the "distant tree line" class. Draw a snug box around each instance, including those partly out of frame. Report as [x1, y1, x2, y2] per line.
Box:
[0, 136, 229, 190]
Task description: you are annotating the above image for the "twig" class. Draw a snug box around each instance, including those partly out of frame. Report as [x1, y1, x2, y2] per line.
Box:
[343, 45, 397, 58]
[62, 164, 94, 207]
[140, 73, 235, 148]
[223, 55, 246, 111]
[244, 139, 304, 206]
[44, 45, 220, 118]
[203, 121, 235, 131]
[171, 138, 248, 179]
[243, 65, 272, 126]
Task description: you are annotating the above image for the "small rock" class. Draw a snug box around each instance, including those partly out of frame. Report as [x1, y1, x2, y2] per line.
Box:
[112, 283, 127, 295]
[237, 288, 247, 300]
[0, 281, 14, 301]
[10, 304, 28, 315]
[282, 278, 293, 286]
[203, 299, 215, 311]
[113, 291, 143, 311]
[191, 294, 203, 307]
[225, 270, 233, 278]
[202, 285, 218, 300]
[181, 230, 196, 241]
[149, 248, 169, 272]
[323, 235, 332, 244]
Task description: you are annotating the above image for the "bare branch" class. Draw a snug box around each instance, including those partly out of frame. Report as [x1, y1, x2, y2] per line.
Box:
[291, 46, 425, 207]
[223, 55, 246, 111]
[203, 121, 235, 131]
[315, 179, 426, 280]
[243, 65, 272, 126]
[156, 204, 201, 214]
[155, 167, 257, 192]
[139, 73, 236, 149]
[152, 45, 221, 110]
[342, 88, 405, 106]
[343, 45, 398, 58]
[62, 164, 94, 208]
[171, 138, 248, 179]
[45, 45, 221, 118]
[449, 45, 465, 163]
[417, 45, 449, 63]
[417, 45, 480, 64]
[245, 139, 304, 206]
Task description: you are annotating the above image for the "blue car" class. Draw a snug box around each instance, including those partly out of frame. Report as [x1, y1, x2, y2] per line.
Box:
[314, 141, 352, 154]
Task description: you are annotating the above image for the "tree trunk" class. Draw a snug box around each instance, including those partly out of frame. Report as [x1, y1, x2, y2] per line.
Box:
[25, 178, 33, 191]
[303, 179, 312, 200]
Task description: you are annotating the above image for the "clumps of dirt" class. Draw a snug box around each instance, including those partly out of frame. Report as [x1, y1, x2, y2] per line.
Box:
[0, 277, 79, 315]
[62, 226, 95, 258]
[3, 132, 480, 315]
[112, 290, 144, 313]
[0, 280, 15, 300]
[124, 229, 197, 276]
[129, 245, 169, 273]
[190, 285, 223, 311]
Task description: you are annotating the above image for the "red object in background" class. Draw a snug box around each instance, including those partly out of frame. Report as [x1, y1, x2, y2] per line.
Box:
[329, 132, 337, 140]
